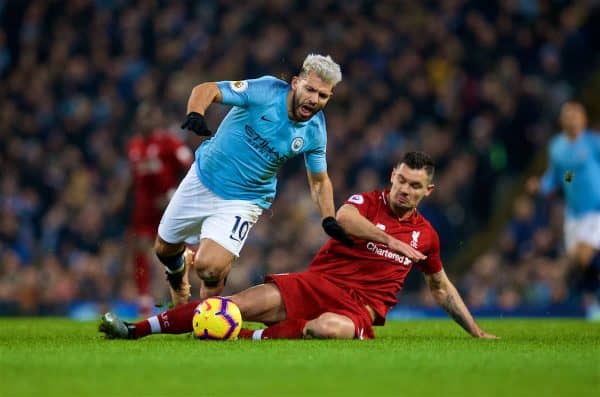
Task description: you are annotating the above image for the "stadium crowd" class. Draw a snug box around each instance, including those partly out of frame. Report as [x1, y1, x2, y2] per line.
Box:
[1, 0, 598, 316]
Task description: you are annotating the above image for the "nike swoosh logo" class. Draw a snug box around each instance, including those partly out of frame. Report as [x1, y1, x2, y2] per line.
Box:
[261, 115, 273, 122]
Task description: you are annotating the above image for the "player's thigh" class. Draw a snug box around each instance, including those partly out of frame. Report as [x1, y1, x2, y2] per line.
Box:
[229, 283, 286, 324]
[305, 312, 356, 339]
[157, 165, 215, 246]
[199, 202, 262, 260]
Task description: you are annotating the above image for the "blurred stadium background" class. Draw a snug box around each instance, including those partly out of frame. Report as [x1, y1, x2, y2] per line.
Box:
[1, 0, 599, 320]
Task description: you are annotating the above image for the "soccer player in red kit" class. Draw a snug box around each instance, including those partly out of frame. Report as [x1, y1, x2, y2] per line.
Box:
[101, 151, 496, 339]
[126, 102, 193, 315]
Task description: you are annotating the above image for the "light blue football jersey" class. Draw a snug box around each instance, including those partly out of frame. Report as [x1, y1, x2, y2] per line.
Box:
[194, 76, 328, 209]
[540, 130, 600, 218]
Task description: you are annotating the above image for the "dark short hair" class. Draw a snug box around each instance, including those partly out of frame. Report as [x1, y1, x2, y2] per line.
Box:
[398, 151, 435, 179]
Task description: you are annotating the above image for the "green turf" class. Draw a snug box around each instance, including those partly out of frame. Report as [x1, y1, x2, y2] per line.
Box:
[0, 319, 598, 397]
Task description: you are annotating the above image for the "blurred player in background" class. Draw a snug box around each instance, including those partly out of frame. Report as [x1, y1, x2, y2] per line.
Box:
[528, 101, 600, 305]
[154, 54, 404, 307]
[126, 102, 193, 316]
[101, 152, 496, 340]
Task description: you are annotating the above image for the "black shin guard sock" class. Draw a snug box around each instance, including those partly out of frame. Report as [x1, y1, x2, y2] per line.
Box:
[156, 249, 185, 273]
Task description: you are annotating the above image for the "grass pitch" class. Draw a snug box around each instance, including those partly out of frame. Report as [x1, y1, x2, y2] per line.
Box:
[0, 319, 598, 397]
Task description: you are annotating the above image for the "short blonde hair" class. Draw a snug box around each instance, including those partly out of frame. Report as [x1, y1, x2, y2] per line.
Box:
[300, 54, 342, 86]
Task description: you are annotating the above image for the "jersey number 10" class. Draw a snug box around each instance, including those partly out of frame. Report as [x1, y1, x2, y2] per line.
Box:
[229, 216, 250, 243]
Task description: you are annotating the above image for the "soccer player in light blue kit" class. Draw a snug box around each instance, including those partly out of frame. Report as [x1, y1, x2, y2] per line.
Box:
[534, 102, 600, 300]
[154, 54, 428, 306]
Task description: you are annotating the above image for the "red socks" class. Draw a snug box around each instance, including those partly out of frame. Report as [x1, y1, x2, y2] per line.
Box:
[238, 319, 308, 340]
[134, 300, 201, 338]
[133, 302, 307, 340]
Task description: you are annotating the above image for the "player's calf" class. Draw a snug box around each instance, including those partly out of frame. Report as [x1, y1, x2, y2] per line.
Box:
[155, 242, 186, 289]
[157, 247, 194, 306]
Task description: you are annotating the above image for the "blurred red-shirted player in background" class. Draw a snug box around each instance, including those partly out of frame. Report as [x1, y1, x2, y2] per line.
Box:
[126, 102, 193, 316]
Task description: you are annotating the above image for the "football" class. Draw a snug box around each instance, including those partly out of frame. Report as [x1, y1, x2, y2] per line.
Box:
[192, 297, 242, 340]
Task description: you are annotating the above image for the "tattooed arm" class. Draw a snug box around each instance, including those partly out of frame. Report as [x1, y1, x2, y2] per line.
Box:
[424, 270, 498, 339]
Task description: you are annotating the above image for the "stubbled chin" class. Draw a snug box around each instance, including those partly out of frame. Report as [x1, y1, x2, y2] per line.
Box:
[394, 197, 411, 207]
[296, 109, 312, 120]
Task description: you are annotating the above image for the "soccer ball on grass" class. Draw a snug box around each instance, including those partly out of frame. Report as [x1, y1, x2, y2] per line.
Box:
[192, 297, 242, 340]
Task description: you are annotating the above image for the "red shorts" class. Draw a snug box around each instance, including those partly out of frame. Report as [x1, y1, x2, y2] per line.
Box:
[265, 272, 375, 339]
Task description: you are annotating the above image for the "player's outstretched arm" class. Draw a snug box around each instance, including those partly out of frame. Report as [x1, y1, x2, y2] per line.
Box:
[306, 170, 336, 218]
[424, 270, 498, 339]
[307, 171, 353, 247]
[181, 82, 223, 136]
[336, 204, 426, 262]
[187, 82, 223, 114]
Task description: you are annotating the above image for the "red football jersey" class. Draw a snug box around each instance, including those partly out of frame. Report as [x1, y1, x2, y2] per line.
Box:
[127, 129, 193, 230]
[308, 189, 443, 324]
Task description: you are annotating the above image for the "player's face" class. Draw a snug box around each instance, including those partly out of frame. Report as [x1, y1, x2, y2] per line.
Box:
[289, 73, 333, 121]
[389, 164, 434, 212]
[560, 103, 586, 135]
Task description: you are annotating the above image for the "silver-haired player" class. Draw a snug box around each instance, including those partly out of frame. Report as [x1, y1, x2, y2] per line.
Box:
[154, 54, 426, 306]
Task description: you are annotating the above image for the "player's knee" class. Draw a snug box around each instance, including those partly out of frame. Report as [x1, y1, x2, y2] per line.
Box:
[195, 266, 221, 285]
[575, 249, 596, 268]
[306, 313, 354, 339]
[194, 259, 225, 286]
[305, 316, 339, 339]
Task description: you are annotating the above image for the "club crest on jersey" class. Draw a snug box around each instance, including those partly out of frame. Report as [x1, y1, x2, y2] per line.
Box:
[376, 223, 386, 231]
[348, 194, 364, 204]
[230, 80, 248, 92]
[291, 137, 304, 152]
[411, 231, 420, 248]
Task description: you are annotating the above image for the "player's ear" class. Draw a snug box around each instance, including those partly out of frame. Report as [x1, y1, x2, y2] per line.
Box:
[425, 183, 435, 196]
[291, 76, 299, 89]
